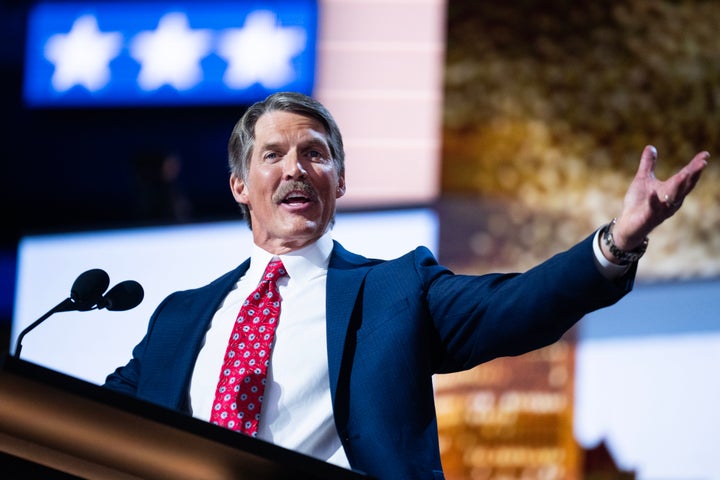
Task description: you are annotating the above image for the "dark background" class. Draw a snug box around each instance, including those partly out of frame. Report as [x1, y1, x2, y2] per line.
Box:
[1, 1, 260, 346]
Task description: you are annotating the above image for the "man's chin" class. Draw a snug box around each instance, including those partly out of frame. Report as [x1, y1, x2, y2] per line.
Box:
[281, 217, 323, 238]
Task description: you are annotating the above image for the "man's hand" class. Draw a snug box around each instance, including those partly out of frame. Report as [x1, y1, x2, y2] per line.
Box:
[603, 145, 709, 259]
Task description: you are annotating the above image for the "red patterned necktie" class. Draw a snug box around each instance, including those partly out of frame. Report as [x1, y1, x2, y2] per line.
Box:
[210, 258, 287, 436]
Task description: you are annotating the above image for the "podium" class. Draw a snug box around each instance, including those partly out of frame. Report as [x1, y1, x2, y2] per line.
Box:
[0, 355, 373, 479]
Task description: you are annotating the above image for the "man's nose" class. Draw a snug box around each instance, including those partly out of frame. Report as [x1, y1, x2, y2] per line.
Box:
[283, 152, 307, 179]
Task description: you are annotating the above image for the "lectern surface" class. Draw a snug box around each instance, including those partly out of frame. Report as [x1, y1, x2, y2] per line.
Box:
[0, 355, 373, 480]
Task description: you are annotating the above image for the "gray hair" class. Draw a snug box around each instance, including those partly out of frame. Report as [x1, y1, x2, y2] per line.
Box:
[228, 91, 345, 229]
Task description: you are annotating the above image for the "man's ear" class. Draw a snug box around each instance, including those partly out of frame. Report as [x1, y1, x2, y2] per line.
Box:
[230, 173, 249, 204]
[336, 175, 346, 198]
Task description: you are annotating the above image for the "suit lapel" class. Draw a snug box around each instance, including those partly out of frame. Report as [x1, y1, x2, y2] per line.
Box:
[325, 242, 374, 403]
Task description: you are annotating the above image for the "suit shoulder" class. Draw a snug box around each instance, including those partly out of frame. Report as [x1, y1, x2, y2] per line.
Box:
[331, 241, 441, 275]
[163, 263, 246, 301]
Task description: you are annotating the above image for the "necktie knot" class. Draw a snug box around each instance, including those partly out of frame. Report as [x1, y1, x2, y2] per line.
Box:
[263, 259, 287, 283]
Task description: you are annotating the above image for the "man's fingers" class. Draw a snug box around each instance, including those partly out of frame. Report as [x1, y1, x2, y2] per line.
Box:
[689, 151, 710, 175]
[674, 151, 709, 194]
[660, 151, 709, 209]
[636, 145, 658, 179]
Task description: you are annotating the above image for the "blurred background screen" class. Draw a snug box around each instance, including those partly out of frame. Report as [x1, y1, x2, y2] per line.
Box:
[11, 209, 440, 385]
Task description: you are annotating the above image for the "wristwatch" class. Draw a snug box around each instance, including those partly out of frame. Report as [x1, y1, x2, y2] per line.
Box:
[602, 218, 648, 264]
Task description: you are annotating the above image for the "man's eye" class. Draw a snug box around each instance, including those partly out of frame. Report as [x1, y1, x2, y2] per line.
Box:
[264, 152, 279, 161]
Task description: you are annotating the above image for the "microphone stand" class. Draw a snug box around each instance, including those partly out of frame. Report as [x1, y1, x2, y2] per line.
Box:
[14, 297, 76, 359]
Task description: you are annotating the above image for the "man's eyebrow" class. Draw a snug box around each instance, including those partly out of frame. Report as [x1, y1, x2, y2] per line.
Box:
[258, 141, 283, 151]
[300, 137, 331, 151]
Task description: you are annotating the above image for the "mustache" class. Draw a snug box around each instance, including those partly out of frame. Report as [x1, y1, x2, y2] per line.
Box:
[272, 180, 318, 203]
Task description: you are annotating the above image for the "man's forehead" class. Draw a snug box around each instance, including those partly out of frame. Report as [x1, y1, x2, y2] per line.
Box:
[255, 110, 328, 139]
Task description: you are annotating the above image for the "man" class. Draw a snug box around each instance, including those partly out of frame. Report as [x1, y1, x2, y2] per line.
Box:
[104, 91, 708, 480]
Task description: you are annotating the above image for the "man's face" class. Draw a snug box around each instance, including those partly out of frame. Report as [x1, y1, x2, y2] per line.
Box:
[230, 110, 346, 253]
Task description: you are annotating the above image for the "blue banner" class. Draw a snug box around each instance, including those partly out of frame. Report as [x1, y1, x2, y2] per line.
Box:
[23, 1, 318, 107]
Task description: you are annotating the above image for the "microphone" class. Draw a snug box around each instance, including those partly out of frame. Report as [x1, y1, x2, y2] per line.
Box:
[97, 280, 144, 311]
[67, 268, 111, 312]
[13, 269, 143, 359]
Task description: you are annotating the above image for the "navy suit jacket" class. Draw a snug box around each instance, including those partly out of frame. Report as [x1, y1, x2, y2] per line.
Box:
[104, 233, 633, 480]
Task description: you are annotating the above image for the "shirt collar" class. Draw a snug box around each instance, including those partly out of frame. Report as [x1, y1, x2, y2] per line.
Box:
[248, 231, 334, 283]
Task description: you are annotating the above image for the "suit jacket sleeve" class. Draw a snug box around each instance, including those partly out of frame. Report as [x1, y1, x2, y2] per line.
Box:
[424, 231, 634, 372]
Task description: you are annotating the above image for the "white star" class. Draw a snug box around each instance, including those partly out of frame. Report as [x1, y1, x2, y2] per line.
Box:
[217, 10, 306, 89]
[44, 15, 123, 92]
[130, 12, 213, 91]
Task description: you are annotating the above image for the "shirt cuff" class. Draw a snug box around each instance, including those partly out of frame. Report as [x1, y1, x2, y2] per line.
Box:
[592, 228, 631, 280]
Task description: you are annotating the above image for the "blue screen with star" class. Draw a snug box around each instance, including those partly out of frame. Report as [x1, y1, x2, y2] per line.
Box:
[23, 1, 318, 107]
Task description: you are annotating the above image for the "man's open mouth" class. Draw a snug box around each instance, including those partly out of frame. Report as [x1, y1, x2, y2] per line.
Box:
[282, 192, 311, 205]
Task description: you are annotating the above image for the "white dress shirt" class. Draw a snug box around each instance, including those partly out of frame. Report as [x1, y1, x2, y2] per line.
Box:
[189, 230, 350, 468]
